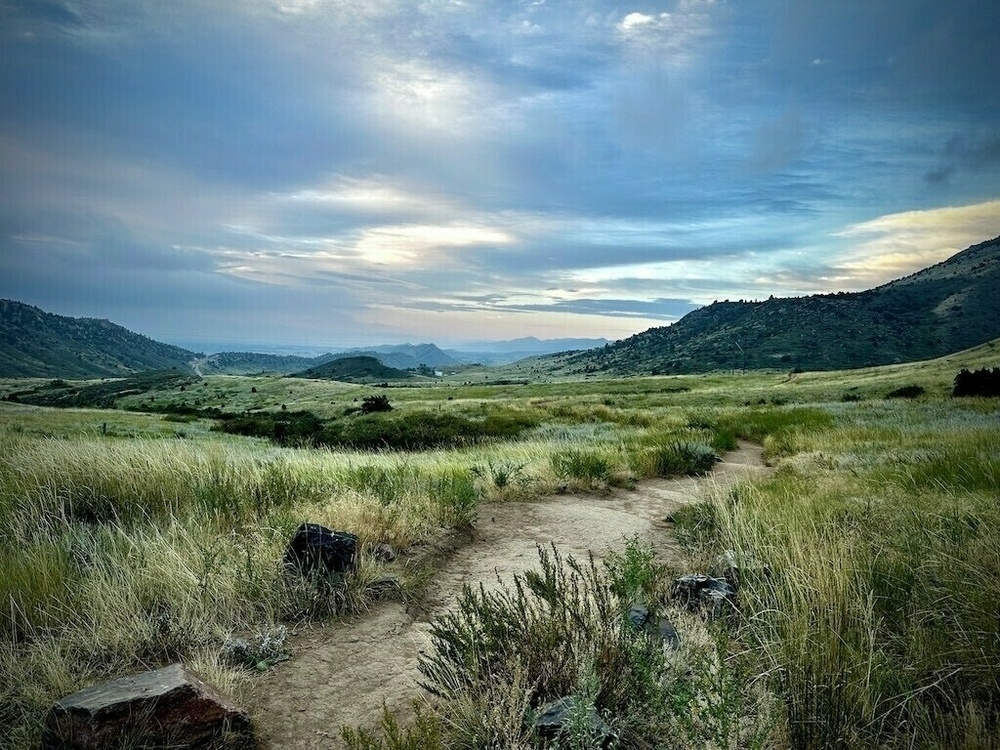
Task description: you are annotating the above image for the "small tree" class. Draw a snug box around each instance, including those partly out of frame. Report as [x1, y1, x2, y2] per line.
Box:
[360, 394, 393, 413]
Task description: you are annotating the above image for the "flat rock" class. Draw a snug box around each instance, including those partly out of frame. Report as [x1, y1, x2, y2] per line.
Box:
[42, 663, 250, 750]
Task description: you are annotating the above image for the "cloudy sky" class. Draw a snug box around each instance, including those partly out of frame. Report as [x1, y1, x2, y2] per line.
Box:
[2, 1, 999, 349]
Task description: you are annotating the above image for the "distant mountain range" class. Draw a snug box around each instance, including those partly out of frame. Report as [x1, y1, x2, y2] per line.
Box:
[4, 235, 998, 380]
[542, 235, 1000, 376]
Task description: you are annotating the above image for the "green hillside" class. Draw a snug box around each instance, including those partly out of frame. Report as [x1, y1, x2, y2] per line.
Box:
[546, 235, 1000, 376]
[197, 351, 336, 375]
[0, 300, 197, 378]
[289, 355, 412, 383]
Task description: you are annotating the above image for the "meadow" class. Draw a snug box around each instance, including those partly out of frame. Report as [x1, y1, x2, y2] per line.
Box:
[1, 340, 998, 749]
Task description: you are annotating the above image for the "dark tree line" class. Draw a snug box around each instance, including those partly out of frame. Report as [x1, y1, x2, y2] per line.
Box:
[952, 367, 1000, 397]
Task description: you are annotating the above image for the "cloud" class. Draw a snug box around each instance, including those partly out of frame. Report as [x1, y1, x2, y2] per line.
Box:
[830, 199, 1000, 287]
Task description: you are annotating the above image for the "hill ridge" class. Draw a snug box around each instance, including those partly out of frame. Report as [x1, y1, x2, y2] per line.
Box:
[544, 235, 1000, 376]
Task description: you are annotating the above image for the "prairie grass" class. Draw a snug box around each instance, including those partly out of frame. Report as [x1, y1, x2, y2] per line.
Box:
[3, 351, 998, 749]
[681, 401, 1000, 749]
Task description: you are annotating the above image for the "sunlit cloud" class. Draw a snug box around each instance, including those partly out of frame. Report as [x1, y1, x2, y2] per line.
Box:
[830, 200, 1000, 287]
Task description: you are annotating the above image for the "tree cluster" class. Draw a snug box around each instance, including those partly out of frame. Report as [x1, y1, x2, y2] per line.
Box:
[952, 367, 1000, 397]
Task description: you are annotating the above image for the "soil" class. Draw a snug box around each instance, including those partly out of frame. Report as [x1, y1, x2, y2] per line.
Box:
[250, 443, 768, 749]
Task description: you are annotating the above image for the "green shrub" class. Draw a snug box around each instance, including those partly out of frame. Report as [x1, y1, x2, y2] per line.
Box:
[647, 441, 718, 477]
[550, 449, 614, 484]
[885, 384, 925, 399]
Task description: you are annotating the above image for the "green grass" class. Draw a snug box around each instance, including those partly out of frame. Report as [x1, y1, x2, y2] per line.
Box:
[2, 344, 999, 749]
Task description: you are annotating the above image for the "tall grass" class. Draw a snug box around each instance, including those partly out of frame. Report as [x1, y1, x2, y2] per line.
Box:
[687, 407, 1000, 748]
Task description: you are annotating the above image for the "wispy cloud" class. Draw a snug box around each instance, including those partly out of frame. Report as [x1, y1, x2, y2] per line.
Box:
[1, 0, 999, 346]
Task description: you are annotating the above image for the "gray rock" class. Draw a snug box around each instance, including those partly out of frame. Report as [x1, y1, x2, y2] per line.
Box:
[672, 573, 736, 620]
[656, 616, 681, 650]
[532, 696, 613, 746]
[42, 663, 250, 749]
[627, 603, 650, 629]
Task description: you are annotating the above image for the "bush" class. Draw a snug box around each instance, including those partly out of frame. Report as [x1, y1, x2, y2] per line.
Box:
[648, 442, 718, 477]
[885, 384, 925, 399]
[953, 367, 1000, 397]
[550, 449, 614, 485]
[361, 395, 393, 413]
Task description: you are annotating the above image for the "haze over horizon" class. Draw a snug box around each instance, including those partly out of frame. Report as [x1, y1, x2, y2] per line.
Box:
[2, 1, 999, 348]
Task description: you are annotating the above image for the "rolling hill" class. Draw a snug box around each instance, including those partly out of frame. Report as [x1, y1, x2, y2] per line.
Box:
[334, 343, 457, 370]
[0, 300, 198, 378]
[195, 351, 337, 375]
[288, 355, 413, 383]
[540, 235, 1000, 376]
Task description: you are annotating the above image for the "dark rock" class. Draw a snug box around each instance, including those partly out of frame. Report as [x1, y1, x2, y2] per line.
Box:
[41, 663, 250, 750]
[283, 523, 358, 578]
[626, 602, 681, 649]
[627, 603, 650, 629]
[711, 549, 740, 589]
[672, 573, 736, 619]
[532, 696, 613, 746]
[656, 616, 681, 650]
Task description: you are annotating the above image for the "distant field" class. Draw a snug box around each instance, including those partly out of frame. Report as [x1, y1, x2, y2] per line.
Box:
[1, 342, 998, 749]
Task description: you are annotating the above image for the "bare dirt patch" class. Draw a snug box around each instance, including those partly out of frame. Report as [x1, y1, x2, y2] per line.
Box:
[251, 443, 768, 748]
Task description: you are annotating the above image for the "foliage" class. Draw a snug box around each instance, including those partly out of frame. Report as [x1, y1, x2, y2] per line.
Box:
[341, 704, 444, 750]
[953, 367, 1000, 397]
[707, 415, 1000, 748]
[646, 441, 718, 477]
[213, 408, 539, 451]
[884, 384, 925, 399]
[361, 394, 393, 413]
[418, 542, 776, 748]
[549, 449, 617, 487]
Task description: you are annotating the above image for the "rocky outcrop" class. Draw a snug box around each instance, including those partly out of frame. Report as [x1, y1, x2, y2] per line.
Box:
[283, 523, 358, 578]
[41, 663, 250, 749]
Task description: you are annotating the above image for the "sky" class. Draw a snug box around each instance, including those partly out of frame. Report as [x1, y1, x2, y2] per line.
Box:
[2, 0, 999, 350]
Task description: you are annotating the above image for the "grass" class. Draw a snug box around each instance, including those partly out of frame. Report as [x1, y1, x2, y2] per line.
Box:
[2, 343, 999, 748]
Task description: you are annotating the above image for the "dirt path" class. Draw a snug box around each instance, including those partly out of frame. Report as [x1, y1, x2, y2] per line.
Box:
[251, 443, 768, 748]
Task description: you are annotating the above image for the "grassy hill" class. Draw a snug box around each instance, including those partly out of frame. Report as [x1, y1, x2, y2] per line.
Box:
[543, 235, 1000, 376]
[196, 351, 336, 375]
[289, 355, 413, 383]
[336, 343, 457, 370]
[0, 300, 197, 378]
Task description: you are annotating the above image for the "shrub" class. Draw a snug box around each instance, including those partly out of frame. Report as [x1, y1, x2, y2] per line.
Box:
[953, 367, 1000, 397]
[885, 384, 925, 399]
[361, 395, 393, 413]
[652, 442, 719, 477]
[550, 449, 614, 485]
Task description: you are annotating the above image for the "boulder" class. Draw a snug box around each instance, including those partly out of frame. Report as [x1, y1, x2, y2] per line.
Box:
[626, 602, 681, 649]
[532, 696, 613, 747]
[672, 573, 736, 620]
[283, 523, 358, 578]
[41, 663, 250, 750]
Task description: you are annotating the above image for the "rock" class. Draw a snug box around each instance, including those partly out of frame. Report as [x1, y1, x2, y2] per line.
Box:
[672, 573, 736, 620]
[372, 542, 396, 562]
[626, 602, 681, 649]
[283, 523, 358, 578]
[41, 663, 250, 750]
[711, 549, 740, 588]
[627, 603, 650, 629]
[656, 616, 681, 650]
[532, 696, 613, 746]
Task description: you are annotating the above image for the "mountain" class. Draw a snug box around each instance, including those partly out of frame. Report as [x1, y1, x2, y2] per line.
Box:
[0, 300, 198, 378]
[543, 235, 1000, 376]
[289, 355, 413, 383]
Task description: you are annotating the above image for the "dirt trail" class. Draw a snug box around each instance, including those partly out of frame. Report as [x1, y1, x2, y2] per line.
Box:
[252, 443, 768, 749]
